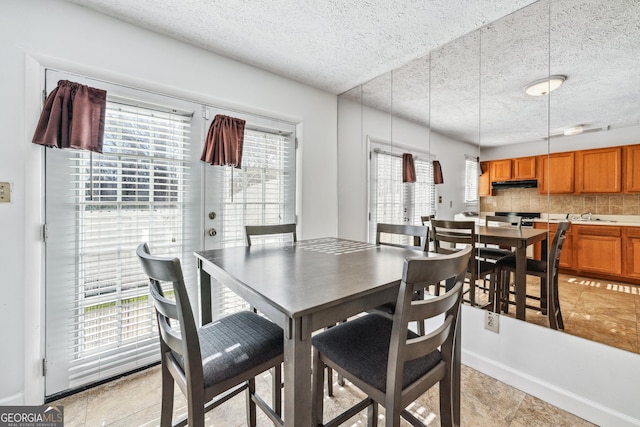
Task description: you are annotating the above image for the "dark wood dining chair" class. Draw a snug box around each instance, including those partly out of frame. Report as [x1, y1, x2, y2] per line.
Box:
[431, 219, 497, 308]
[136, 243, 284, 427]
[493, 221, 570, 330]
[372, 223, 431, 332]
[245, 223, 296, 246]
[477, 215, 522, 261]
[311, 246, 471, 427]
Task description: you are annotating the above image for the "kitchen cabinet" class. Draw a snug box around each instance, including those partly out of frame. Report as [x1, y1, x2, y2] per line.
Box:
[489, 157, 536, 182]
[535, 222, 640, 284]
[623, 144, 640, 193]
[479, 161, 491, 196]
[574, 225, 622, 275]
[623, 227, 640, 279]
[575, 146, 622, 193]
[537, 152, 574, 194]
[490, 159, 511, 181]
[533, 222, 574, 268]
[513, 156, 536, 179]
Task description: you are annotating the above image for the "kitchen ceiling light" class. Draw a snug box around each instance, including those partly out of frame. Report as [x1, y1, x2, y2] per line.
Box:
[563, 125, 584, 136]
[525, 75, 566, 96]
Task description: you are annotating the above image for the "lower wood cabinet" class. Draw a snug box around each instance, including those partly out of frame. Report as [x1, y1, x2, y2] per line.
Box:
[573, 225, 622, 275]
[624, 227, 640, 279]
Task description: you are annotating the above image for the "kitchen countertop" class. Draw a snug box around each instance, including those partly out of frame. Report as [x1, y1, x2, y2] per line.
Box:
[535, 215, 640, 227]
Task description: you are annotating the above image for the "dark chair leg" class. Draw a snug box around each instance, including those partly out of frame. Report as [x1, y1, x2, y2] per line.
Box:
[160, 362, 174, 427]
[311, 348, 325, 426]
[246, 378, 257, 427]
[272, 364, 282, 416]
[367, 401, 378, 427]
[327, 366, 333, 396]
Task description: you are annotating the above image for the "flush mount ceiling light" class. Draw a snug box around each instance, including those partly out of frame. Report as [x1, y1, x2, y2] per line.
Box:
[563, 125, 584, 136]
[525, 75, 566, 96]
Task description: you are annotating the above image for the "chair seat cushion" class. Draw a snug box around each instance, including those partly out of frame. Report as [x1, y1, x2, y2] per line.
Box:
[175, 311, 283, 388]
[312, 314, 441, 393]
[495, 254, 547, 273]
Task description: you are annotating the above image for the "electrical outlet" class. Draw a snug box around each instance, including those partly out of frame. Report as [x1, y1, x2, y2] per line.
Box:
[484, 311, 500, 333]
[0, 182, 10, 203]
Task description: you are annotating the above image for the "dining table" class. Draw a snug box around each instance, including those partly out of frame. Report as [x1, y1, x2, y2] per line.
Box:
[476, 225, 548, 320]
[194, 237, 450, 426]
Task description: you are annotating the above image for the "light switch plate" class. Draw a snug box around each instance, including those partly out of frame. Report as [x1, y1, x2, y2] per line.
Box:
[0, 182, 11, 203]
[484, 311, 500, 333]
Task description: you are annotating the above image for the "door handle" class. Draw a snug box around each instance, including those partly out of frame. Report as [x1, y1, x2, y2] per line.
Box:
[207, 228, 217, 237]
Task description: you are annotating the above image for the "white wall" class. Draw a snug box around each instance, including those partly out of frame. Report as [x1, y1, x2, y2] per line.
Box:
[338, 104, 640, 426]
[462, 307, 640, 426]
[337, 97, 475, 241]
[0, 0, 337, 404]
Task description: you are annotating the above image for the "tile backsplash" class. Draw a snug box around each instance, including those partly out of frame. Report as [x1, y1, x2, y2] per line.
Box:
[480, 188, 640, 215]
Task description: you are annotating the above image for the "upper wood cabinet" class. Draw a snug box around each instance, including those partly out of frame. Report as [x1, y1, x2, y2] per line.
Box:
[537, 152, 575, 194]
[575, 146, 622, 193]
[512, 156, 537, 179]
[479, 161, 491, 197]
[490, 159, 512, 181]
[489, 156, 536, 181]
[623, 144, 640, 193]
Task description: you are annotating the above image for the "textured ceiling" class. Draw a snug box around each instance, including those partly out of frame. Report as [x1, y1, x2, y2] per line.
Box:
[63, 0, 536, 94]
[63, 0, 639, 147]
[345, 0, 640, 146]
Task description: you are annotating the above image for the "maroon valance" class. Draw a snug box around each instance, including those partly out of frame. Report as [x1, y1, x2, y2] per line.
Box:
[402, 153, 416, 183]
[433, 160, 444, 184]
[201, 115, 246, 168]
[32, 80, 107, 153]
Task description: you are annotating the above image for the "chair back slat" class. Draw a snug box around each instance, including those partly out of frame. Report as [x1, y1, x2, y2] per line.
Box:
[403, 315, 454, 362]
[245, 223, 297, 246]
[431, 220, 476, 254]
[375, 223, 429, 251]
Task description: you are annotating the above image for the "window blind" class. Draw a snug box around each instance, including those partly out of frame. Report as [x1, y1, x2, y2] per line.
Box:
[206, 127, 296, 317]
[464, 155, 480, 203]
[369, 144, 436, 244]
[45, 89, 198, 395]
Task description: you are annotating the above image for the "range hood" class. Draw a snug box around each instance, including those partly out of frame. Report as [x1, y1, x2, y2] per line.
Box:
[491, 179, 538, 189]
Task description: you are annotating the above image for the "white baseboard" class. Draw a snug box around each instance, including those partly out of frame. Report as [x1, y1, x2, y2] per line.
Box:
[463, 349, 640, 427]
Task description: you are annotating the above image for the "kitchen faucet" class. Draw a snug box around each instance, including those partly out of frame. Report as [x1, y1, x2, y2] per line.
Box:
[580, 212, 593, 221]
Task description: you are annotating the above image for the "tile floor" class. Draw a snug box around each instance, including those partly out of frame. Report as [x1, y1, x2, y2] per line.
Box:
[52, 272, 633, 426]
[51, 363, 596, 427]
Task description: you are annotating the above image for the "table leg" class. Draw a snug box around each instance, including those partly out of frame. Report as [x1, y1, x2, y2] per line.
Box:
[514, 247, 526, 320]
[198, 260, 212, 325]
[283, 316, 312, 426]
